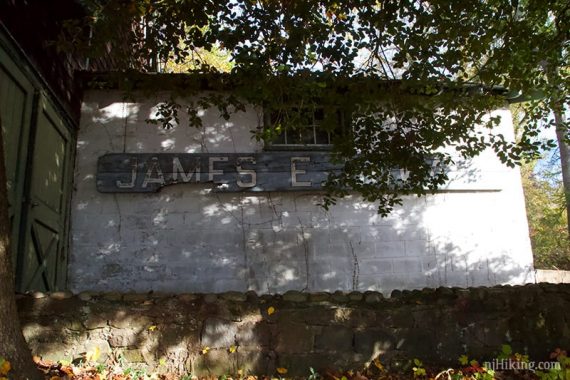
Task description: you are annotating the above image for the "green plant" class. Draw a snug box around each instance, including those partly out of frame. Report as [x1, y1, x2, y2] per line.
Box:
[473, 367, 495, 380]
[497, 344, 513, 360]
[536, 349, 570, 380]
[95, 363, 106, 374]
[123, 366, 148, 380]
[308, 367, 321, 380]
[452, 354, 495, 380]
[117, 353, 148, 380]
[413, 358, 427, 378]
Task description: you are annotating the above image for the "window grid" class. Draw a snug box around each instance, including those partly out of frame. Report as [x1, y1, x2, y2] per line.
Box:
[270, 108, 335, 147]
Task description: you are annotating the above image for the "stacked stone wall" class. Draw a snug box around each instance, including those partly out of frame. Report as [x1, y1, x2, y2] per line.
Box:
[18, 284, 570, 376]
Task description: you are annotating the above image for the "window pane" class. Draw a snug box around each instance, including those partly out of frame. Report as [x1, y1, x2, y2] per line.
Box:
[273, 130, 286, 144]
[315, 129, 330, 144]
[266, 106, 343, 147]
[302, 127, 314, 144]
[314, 108, 324, 121]
[285, 129, 303, 144]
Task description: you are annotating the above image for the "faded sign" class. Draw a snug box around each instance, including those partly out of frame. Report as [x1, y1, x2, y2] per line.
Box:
[96, 152, 343, 192]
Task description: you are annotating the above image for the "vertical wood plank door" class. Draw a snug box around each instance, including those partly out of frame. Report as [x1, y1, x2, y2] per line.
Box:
[19, 96, 73, 291]
[0, 45, 35, 276]
[1, 38, 74, 292]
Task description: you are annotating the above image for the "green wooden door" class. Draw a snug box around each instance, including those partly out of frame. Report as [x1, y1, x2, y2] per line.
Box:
[1, 38, 74, 292]
[0, 45, 35, 274]
[19, 96, 73, 291]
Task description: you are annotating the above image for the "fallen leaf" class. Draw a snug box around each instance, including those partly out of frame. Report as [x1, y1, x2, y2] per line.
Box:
[373, 358, 384, 371]
[148, 325, 158, 331]
[276, 367, 287, 375]
[267, 306, 276, 315]
[201, 347, 210, 355]
[61, 366, 74, 376]
[86, 346, 101, 362]
[229, 345, 238, 353]
[0, 360, 10, 375]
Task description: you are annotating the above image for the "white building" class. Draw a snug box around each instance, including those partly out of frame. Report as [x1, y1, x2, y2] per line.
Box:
[69, 84, 534, 295]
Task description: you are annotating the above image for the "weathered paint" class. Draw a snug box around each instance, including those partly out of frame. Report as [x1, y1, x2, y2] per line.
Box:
[69, 90, 535, 295]
[96, 152, 342, 192]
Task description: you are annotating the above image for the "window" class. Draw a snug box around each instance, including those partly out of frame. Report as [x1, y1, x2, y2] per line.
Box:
[264, 107, 346, 150]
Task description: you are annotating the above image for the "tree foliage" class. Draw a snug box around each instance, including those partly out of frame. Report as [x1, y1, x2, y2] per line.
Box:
[65, 0, 569, 215]
[512, 101, 570, 270]
[523, 159, 570, 270]
[522, 155, 570, 270]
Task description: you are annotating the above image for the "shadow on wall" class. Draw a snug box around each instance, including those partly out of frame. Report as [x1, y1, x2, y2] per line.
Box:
[22, 96, 543, 376]
[70, 184, 534, 295]
[18, 283, 569, 377]
[71, 95, 533, 295]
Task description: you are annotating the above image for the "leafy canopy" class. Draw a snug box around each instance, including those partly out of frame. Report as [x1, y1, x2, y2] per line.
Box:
[68, 0, 569, 215]
[522, 158, 570, 270]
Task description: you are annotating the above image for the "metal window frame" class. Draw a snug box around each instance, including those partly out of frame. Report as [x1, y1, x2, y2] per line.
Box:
[263, 107, 345, 151]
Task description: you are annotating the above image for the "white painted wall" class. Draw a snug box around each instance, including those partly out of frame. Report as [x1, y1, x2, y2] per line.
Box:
[69, 89, 535, 295]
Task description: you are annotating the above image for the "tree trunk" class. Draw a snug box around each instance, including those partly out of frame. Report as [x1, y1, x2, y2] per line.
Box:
[543, 61, 570, 237]
[554, 108, 570, 236]
[0, 114, 41, 380]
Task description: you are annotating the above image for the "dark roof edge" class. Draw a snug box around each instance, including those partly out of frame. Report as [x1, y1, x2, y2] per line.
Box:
[79, 71, 519, 99]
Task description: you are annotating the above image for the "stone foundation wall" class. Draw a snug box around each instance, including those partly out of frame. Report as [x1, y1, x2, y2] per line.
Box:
[17, 284, 570, 376]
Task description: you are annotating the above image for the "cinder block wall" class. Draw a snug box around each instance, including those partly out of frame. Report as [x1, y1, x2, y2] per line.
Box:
[70, 89, 534, 294]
